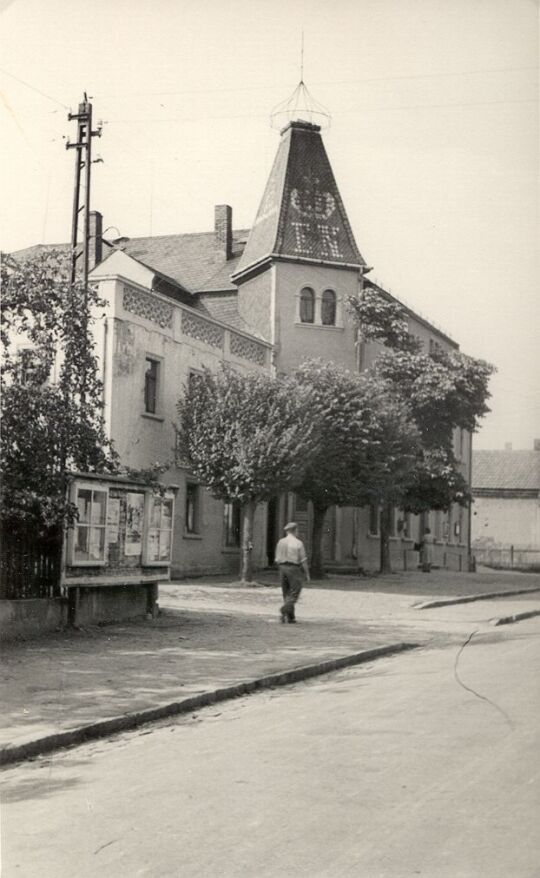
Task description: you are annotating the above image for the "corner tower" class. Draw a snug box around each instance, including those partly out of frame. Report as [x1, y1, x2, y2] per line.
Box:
[233, 121, 367, 372]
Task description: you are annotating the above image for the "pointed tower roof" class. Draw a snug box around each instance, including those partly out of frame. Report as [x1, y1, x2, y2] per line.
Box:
[233, 121, 365, 282]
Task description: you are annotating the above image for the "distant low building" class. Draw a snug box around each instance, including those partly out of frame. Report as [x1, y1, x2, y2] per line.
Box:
[472, 442, 540, 569]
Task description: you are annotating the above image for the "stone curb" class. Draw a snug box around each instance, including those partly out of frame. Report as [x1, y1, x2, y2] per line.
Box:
[413, 586, 540, 610]
[491, 609, 540, 627]
[0, 641, 417, 768]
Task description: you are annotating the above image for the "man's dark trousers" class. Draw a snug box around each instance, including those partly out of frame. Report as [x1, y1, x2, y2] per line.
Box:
[279, 563, 303, 622]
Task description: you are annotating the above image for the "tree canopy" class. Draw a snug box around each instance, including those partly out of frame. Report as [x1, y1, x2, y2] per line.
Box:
[0, 250, 118, 530]
[293, 360, 420, 576]
[176, 365, 318, 581]
[348, 286, 495, 570]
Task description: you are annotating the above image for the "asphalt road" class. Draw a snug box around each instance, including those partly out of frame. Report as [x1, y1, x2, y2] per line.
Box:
[2, 619, 539, 878]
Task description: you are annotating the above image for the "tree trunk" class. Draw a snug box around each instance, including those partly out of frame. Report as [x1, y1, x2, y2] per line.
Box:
[310, 505, 328, 580]
[379, 503, 392, 574]
[240, 498, 257, 584]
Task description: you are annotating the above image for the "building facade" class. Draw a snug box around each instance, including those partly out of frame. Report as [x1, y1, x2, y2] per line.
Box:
[14, 119, 473, 577]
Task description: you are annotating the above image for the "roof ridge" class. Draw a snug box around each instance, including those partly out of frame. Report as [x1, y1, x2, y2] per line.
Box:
[123, 228, 250, 243]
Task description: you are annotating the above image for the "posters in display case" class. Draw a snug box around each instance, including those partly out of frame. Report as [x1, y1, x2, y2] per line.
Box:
[125, 492, 145, 556]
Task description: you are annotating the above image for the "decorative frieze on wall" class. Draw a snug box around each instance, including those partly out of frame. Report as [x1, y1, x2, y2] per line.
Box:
[181, 311, 224, 349]
[230, 331, 267, 365]
[123, 285, 173, 329]
[121, 285, 267, 364]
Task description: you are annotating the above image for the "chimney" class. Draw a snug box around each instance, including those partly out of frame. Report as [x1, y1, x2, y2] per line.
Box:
[89, 210, 103, 269]
[504, 442, 513, 451]
[215, 204, 233, 260]
[534, 439, 540, 451]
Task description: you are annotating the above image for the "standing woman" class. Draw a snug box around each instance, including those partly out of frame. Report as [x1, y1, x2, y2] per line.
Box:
[421, 527, 434, 572]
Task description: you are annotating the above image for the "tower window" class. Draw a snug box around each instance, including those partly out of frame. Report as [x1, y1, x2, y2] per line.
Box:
[321, 289, 336, 325]
[299, 287, 315, 323]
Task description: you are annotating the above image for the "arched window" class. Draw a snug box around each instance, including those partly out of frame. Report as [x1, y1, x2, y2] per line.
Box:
[299, 287, 315, 323]
[321, 289, 336, 325]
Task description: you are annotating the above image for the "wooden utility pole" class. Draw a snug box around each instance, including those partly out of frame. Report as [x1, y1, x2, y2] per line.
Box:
[66, 94, 102, 287]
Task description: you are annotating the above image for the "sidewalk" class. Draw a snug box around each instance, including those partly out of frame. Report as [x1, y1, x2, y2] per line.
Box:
[2, 569, 539, 765]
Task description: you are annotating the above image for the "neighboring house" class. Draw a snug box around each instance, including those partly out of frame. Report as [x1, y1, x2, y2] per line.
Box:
[12, 119, 473, 577]
[472, 443, 540, 568]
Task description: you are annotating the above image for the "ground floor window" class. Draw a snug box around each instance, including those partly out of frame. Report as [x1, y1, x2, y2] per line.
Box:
[185, 483, 200, 534]
[223, 500, 241, 547]
[369, 503, 379, 535]
[454, 506, 463, 541]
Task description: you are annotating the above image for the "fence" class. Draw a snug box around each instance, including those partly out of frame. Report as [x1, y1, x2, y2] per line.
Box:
[472, 545, 540, 571]
[0, 523, 62, 600]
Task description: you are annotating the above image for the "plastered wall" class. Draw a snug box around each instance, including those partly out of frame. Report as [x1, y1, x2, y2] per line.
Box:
[472, 496, 540, 549]
[92, 277, 270, 577]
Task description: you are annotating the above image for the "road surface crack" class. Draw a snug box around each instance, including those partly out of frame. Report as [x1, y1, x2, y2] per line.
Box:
[94, 838, 119, 855]
[453, 629, 515, 731]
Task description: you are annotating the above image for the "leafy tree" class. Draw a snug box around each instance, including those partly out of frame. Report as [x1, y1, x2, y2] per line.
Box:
[348, 287, 494, 571]
[176, 366, 318, 583]
[0, 250, 118, 531]
[293, 360, 419, 577]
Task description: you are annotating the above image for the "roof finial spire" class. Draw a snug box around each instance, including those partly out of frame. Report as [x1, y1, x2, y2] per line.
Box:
[270, 34, 331, 131]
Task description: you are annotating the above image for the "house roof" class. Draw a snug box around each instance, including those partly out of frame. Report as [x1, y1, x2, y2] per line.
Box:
[11, 242, 71, 260]
[365, 279, 458, 348]
[233, 120, 365, 281]
[472, 450, 540, 491]
[119, 230, 249, 293]
[196, 294, 266, 339]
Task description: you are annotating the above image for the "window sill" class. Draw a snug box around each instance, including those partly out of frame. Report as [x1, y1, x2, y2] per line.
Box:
[183, 532, 202, 540]
[222, 546, 241, 554]
[294, 322, 343, 331]
[141, 412, 165, 423]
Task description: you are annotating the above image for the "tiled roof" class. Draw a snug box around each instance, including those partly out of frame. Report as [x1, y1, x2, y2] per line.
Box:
[472, 450, 540, 491]
[234, 121, 365, 279]
[11, 233, 247, 297]
[11, 240, 115, 264]
[120, 230, 248, 293]
[197, 294, 266, 340]
[11, 242, 70, 260]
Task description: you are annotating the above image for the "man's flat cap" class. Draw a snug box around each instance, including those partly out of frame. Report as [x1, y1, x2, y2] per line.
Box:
[284, 521, 298, 532]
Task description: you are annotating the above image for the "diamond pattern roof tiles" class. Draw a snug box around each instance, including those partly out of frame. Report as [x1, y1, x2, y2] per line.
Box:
[234, 121, 365, 280]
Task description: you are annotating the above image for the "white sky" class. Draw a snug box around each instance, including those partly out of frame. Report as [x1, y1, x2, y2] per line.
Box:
[1, 0, 538, 450]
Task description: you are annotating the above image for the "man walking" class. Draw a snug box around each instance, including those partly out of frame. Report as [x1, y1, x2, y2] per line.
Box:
[275, 521, 310, 623]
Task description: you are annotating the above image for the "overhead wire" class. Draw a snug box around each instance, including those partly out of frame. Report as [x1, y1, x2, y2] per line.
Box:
[123, 65, 538, 96]
[105, 96, 537, 125]
[0, 66, 70, 110]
